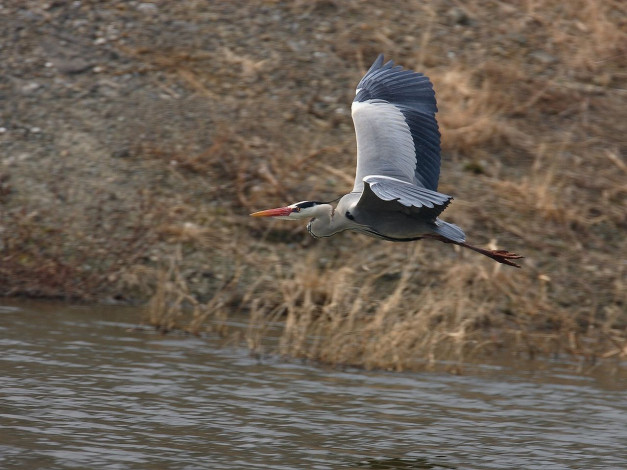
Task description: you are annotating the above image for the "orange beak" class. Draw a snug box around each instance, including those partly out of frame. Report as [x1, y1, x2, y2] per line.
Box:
[250, 206, 294, 217]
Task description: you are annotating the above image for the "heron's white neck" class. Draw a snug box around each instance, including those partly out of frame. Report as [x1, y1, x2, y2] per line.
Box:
[306, 204, 341, 238]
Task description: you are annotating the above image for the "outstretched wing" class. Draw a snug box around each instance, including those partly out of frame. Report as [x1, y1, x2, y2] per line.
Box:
[357, 175, 452, 221]
[351, 54, 441, 192]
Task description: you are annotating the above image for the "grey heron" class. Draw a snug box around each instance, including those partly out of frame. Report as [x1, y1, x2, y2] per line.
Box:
[251, 55, 523, 267]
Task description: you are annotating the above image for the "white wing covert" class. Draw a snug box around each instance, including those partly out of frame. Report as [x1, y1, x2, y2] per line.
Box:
[359, 175, 452, 221]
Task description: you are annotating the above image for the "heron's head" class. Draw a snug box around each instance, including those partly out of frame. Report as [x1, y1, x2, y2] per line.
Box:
[250, 201, 326, 220]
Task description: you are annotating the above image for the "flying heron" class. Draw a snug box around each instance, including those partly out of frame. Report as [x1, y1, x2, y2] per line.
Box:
[251, 55, 523, 267]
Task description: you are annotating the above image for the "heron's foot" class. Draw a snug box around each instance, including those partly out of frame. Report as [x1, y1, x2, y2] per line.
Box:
[487, 250, 524, 268]
[427, 236, 524, 268]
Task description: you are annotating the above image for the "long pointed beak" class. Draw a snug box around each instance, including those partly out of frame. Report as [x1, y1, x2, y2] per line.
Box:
[250, 206, 294, 217]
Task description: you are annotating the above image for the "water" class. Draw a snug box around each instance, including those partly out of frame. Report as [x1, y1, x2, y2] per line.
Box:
[0, 300, 625, 469]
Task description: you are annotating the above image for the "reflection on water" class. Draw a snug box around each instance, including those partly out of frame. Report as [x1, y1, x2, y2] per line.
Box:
[0, 300, 625, 469]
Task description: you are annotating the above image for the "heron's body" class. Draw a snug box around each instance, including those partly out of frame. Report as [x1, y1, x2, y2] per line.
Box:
[252, 55, 522, 267]
[307, 189, 457, 242]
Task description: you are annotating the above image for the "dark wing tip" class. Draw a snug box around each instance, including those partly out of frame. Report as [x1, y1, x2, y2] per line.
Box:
[371, 53, 385, 71]
[360, 54, 393, 85]
[365, 53, 408, 76]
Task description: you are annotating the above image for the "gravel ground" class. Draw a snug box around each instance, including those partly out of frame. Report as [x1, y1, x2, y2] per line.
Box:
[1, 0, 458, 298]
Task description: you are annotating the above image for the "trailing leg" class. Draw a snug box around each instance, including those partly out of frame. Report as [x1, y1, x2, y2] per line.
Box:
[424, 234, 523, 268]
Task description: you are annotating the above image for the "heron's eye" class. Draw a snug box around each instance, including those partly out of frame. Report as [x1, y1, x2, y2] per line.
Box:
[292, 207, 301, 213]
[345, 211, 354, 220]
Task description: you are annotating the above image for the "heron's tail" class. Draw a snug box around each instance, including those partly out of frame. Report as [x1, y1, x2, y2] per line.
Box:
[434, 219, 466, 243]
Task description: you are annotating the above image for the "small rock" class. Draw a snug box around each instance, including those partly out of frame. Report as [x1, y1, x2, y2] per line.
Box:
[529, 50, 557, 65]
[50, 57, 92, 74]
[112, 147, 130, 158]
[507, 33, 527, 46]
[447, 7, 473, 26]
[21, 82, 40, 94]
[137, 3, 158, 13]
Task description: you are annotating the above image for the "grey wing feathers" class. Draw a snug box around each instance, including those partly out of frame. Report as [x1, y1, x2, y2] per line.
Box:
[354, 54, 441, 190]
[360, 175, 452, 221]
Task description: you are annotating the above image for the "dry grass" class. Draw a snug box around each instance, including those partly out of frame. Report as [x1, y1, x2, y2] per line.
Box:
[0, 193, 157, 300]
[243, 239, 625, 370]
[3, 0, 626, 371]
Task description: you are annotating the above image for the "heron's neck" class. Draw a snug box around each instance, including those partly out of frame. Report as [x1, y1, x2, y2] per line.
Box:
[307, 204, 340, 238]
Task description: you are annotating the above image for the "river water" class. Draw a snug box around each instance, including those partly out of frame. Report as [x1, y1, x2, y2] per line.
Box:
[0, 300, 625, 469]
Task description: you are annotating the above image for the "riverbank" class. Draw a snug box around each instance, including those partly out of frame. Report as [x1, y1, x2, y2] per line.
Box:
[1, 1, 625, 368]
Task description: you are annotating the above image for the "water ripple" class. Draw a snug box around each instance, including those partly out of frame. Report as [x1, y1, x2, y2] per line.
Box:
[0, 301, 625, 469]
